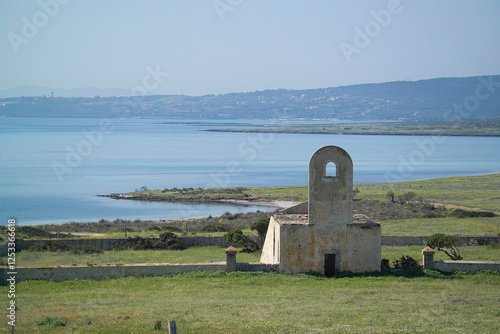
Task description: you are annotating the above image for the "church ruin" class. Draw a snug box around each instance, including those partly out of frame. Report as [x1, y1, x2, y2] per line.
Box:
[260, 145, 381, 275]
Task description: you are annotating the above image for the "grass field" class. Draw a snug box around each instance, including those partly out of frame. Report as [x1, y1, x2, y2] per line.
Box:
[4, 245, 498, 267]
[381, 216, 500, 236]
[3, 247, 261, 267]
[120, 173, 500, 213]
[1, 271, 499, 333]
[2, 173, 500, 333]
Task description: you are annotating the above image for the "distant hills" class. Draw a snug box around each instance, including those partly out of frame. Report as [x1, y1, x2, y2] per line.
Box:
[0, 85, 130, 99]
[1, 75, 499, 121]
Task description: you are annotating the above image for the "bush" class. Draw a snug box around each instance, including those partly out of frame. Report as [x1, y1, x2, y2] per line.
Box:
[72, 246, 103, 255]
[450, 209, 495, 218]
[201, 219, 231, 233]
[251, 219, 269, 247]
[158, 232, 185, 250]
[392, 256, 422, 271]
[17, 226, 72, 239]
[28, 240, 102, 254]
[224, 229, 258, 253]
[161, 226, 182, 232]
[146, 225, 182, 233]
[28, 240, 73, 252]
[37, 317, 67, 326]
[427, 233, 463, 260]
[114, 233, 185, 250]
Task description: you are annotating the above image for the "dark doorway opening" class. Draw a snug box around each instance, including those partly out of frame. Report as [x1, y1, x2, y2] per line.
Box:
[324, 254, 336, 277]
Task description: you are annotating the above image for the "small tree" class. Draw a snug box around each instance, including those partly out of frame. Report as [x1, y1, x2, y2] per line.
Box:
[386, 190, 395, 203]
[426, 233, 463, 260]
[224, 229, 258, 253]
[353, 187, 360, 199]
[251, 219, 269, 247]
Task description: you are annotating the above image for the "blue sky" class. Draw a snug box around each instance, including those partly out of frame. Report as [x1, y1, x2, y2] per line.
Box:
[1, 0, 499, 96]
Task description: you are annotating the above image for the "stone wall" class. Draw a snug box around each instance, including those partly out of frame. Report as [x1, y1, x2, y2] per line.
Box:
[0, 262, 277, 284]
[422, 247, 500, 273]
[0, 236, 258, 256]
[2, 235, 497, 257]
[432, 260, 500, 273]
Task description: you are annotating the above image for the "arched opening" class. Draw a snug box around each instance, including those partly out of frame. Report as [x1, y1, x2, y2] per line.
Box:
[325, 162, 337, 177]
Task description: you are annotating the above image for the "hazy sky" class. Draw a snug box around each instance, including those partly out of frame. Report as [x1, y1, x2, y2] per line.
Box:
[1, 0, 500, 96]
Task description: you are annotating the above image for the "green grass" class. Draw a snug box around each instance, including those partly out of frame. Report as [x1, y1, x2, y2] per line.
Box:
[5, 245, 498, 267]
[356, 173, 500, 212]
[1, 271, 499, 333]
[117, 173, 500, 213]
[382, 245, 500, 263]
[381, 216, 500, 236]
[1, 247, 261, 267]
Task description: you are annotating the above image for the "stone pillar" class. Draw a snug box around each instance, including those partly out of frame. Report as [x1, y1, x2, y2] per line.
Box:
[422, 246, 435, 269]
[225, 246, 237, 272]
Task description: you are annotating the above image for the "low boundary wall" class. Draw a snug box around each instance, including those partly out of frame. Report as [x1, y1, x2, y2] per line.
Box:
[0, 262, 277, 284]
[432, 260, 500, 273]
[2, 235, 497, 256]
[422, 247, 500, 273]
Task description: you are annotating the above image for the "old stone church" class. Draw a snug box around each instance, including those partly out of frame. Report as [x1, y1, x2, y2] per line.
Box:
[260, 146, 381, 275]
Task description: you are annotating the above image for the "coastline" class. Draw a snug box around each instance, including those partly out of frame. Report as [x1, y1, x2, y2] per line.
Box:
[98, 193, 298, 210]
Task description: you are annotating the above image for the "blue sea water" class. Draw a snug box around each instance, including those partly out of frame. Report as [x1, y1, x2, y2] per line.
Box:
[1, 118, 499, 225]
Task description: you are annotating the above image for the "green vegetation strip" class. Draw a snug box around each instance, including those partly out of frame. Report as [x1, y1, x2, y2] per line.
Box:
[4, 245, 498, 267]
[1, 271, 498, 333]
[208, 118, 500, 136]
[2, 247, 260, 267]
[119, 173, 500, 212]
[381, 217, 500, 236]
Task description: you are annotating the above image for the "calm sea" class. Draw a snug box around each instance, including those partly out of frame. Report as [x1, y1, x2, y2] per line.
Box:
[1, 118, 499, 225]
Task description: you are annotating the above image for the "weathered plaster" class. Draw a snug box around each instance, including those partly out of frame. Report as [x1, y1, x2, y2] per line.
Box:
[260, 146, 381, 275]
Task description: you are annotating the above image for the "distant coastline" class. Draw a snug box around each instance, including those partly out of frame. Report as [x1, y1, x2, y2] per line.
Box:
[205, 118, 500, 137]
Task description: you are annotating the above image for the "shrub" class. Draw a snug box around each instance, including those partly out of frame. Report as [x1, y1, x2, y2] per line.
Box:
[381, 259, 391, 272]
[158, 232, 185, 250]
[161, 226, 182, 233]
[28, 241, 102, 254]
[392, 256, 422, 271]
[72, 246, 103, 255]
[28, 240, 73, 252]
[115, 233, 185, 250]
[224, 229, 258, 253]
[201, 219, 231, 233]
[17, 226, 71, 239]
[427, 233, 463, 260]
[251, 219, 269, 247]
[150, 319, 162, 330]
[37, 317, 67, 326]
[450, 209, 495, 218]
